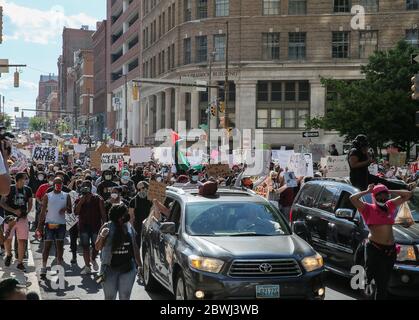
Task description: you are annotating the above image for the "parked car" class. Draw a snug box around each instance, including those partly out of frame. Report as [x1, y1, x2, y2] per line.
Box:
[141, 186, 325, 300]
[290, 180, 419, 298]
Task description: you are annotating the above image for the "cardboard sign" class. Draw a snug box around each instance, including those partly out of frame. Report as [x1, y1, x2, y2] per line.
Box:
[206, 164, 232, 178]
[74, 144, 87, 154]
[287, 153, 313, 177]
[101, 153, 125, 171]
[284, 171, 298, 188]
[65, 213, 79, 231]
[271, 150, 295, 169]
[389, 152, 407, 167]
[130, 147, 152, 164]
[147, 180, 167, 203]
[321, 156, 350, 178]
[32, 146, 58, 164]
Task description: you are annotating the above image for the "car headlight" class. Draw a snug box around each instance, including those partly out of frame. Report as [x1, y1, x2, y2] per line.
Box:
[188, 255, 224, 273]
[301, 253, 324, 272]
[397, 245, 417, 262]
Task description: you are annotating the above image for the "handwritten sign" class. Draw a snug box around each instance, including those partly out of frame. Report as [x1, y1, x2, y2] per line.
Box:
[321, 156, 350, 178]
[288, 153, 313, 177]
[206, 164, 231, 178]
[272, 150, 295, 169]
[101, 153, 125, 171]
[148, 181, 167, 203]
[65, 213, 79, 231]
[295, 144, 326, 163]
[130, 147, 152, 164]
[32, 146, 58, 164]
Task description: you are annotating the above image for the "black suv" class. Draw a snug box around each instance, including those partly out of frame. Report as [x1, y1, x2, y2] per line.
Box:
[290, 180, 419, 297]
[140, 186, 325, 300]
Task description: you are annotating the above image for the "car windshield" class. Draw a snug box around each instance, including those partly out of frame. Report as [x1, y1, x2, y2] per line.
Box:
[185, 201, 290, 236]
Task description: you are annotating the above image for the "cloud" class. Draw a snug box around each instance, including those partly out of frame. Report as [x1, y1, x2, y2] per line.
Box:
[0, 75, 38, 91]
[0, 0, 98, 45]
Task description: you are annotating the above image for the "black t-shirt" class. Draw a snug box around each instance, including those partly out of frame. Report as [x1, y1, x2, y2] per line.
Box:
[348, 148, 369, 190]
[5, 185, 33, 217]
[111, 231, 134, 271]
[129, 195, 152, 230]
[132, 174, 145, 186]
[97, 180, 118, 201]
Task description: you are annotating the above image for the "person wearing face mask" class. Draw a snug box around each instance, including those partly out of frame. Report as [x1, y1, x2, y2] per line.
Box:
[185, 169, 201, 186]
[98, 170, 118, 201]
[89, 167, 99, 183]
[104, 187, 128, 219]
[37, 177, 72, 277]
[350, 184, 412, 300]
[129, 182, 152, 246]
[95, 204, 142, 300]
[119, 170, 136, 198]
[0, 172, 33, 272]
[47, 172, 71, 193]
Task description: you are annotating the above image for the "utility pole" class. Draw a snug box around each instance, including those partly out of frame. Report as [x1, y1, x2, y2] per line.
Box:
[124, 74, 128, 145]
[207, 51, 216, 164]
[224, 21, 229, 130]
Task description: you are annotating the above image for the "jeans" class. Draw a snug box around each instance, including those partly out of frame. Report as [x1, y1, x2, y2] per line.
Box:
[69, 224, 79, 258]
[102, 261, 136, 300]
[365, 241, 396, 300]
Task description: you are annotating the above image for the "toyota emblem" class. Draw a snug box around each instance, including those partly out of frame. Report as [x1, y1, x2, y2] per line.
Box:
[259, 263, 273, 273]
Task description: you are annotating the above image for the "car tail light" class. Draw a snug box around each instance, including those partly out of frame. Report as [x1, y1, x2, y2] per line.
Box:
[289, 208, 293, 223]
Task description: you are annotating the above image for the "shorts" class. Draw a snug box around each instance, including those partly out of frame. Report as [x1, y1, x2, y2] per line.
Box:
[4, 217, 29, 240]
[44, 224, 66, 241]
[79, 231, 98, 247]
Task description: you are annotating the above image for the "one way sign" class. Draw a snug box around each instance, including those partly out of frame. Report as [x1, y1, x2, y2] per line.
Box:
[302, 131, 319, 138]
[412, 54, 419, 65]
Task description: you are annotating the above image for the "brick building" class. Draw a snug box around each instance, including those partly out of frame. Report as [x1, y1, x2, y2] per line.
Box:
[36, 74, 58, 117]
[92, 20, 108, 141]
[135, 0, 419, 151]
[45, 91, 60, 128]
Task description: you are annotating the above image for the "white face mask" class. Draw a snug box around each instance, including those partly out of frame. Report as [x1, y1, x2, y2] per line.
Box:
[191, 176, 199, 182]
[111, 193, 119, 200]
[38, 175, 45, 181]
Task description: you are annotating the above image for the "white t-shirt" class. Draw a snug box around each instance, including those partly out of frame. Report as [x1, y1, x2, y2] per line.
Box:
[0, 152, 6, 175]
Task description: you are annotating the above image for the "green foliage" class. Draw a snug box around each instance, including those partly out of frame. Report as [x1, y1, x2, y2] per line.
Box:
[0, 114, 12, 129]
[29, 117, 48, 132]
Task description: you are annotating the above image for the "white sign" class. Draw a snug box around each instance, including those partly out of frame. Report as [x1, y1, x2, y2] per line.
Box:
[244, 150, 271, 176]
[32, 146, 58, 164]
[295, 144, 326, 163]
[272, 150, 295, 169]
[288, 153, 313, 177]
[74, 144, 87, 154]
[284, 171, 298, 188]
[130, 147, 152, 164]
[321, 156, 350, 178]
[101, 153, 125, 171]
[10, 148, 29, 174]
[114, 140, 123, 147]
[368, 164, 378, 175]
[65, 213, 79, 231]
[154, 147, 174, 164]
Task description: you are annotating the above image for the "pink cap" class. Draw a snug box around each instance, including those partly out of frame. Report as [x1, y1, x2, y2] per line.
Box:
[372, 184, 389, 196]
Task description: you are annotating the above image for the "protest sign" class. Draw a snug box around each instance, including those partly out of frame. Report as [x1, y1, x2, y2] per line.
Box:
[32, 146, 58, 164]
[287, 153, 313, 177]
[154, 147, 174, 164]
[243, 150, 271, 176]
[148, 181, 167, 203]
[284, 172, 298, 188]
[272, 150, 295, 169]
[368, 164, 379, 175]
[321, 156, 350, 177]
[206, 164, 231, 178]
[389, 152, 407, 167]
[65, 213, 79, 231]
[130, 147, 152, 164]
[101, 153, 125, 171]
[74, 144, 87, 154]
[10, 148, 29, 174]
[294, 144, 326, 163]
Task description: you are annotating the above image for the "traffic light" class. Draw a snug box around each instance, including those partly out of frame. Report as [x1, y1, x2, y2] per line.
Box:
[0, 6, 3, 44]
[210, 104, 216, 117]
[14, 71, 19, 88]
[411, 73, 419, 100]
[218, 101, 225, 114]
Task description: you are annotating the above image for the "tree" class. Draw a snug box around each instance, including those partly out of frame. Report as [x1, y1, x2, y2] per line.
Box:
[56, 119, 70, 135]
[0, 114, 12, 129]
[29, 117, 48, 132]
[306, 40, 419, 158]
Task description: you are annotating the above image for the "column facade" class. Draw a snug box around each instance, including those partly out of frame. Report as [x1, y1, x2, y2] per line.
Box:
[235, 80, 257, 130]
[164, 88, 172, 129]
[190, 91, 200, 129]
[310, 80, 326, 118]
[156, 92, 163, 131]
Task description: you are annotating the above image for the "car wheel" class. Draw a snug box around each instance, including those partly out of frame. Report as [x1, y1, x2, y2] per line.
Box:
[143, 248, 160, 292]
[175, 272, 187, 300]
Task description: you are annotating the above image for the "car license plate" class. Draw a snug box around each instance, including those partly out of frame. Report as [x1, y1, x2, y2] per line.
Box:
[256, 285, 280, 299]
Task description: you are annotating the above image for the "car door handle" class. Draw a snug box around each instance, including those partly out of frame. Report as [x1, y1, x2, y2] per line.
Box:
[328, 222, 336, 228]
[306, 215, 313, 220]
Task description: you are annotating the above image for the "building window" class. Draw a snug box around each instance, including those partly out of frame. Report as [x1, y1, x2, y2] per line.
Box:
[332, 31, 350, 58]
[214, 35, 226, 61]
[288, 32, 306, 60]
[215, 0, 229, 17]
[334, 0, 351, 12]
[158, 15, 162, 38]
[161, 49, 165, 73]
[406, 29, 419, 47]
[256, 81, 310, 129]
[171, 44, 175, 69]
[289, 0, 307, 14]
[263, 0, 280, 15]
[168, 6, 172, 29]
[184, 38, 192, 64]
[184, 0, 192, 22]
[197, 0, 208, 19]
[359, 30, 378, 58]
[360, 0, 379, 12]
[162, 12, 166, 33]
[196, 36, 208, 62]
[407, 0, 419, 10]
[262, 33, 280, 60]
[172, 3, 176, 28]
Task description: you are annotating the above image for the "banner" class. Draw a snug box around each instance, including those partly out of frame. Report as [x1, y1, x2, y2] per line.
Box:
[321, 155, 350, 178]
[130, 147, 152, 164]
[148, 181, 167, 203]
[272, 150, 295, 169]
[287, 153, 313, 177]
[32, 146, 58, 164]
[74, 144, 87, 154]
[101, 153, 125, 171]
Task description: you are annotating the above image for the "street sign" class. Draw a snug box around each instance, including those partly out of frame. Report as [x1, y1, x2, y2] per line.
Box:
[0, 59, 9, 73]
[302, 131, 319, 138]
[412, 54, 419, 65]
[196, 80, 207, 92]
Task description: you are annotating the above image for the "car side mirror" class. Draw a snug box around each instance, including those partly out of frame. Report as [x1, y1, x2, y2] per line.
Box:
[160, 222, 176, 235]
[335, 208, 355, 220]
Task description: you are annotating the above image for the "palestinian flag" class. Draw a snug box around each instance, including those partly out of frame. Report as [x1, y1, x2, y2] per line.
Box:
[173, 131, 190, 172]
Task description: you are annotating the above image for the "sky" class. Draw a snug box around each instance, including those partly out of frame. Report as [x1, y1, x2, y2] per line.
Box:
[0, 0, 106, 119]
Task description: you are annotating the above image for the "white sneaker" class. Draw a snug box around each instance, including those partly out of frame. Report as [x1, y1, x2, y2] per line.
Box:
[80, 266, 91, 275]
[91, 260, 99, 272]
